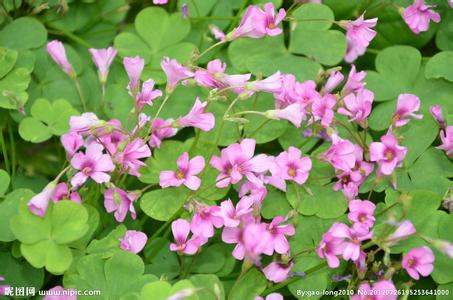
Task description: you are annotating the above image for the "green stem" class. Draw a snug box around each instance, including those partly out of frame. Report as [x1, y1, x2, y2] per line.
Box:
[7, 122, 16, 180]
[229, 110, 266, 118]
[262, 263, 327, 296]
[0, 129, 10, 174]
[198, 41, 225, 60]
[335, 120, 365, 148]
[144, 95, 170, 142]
[73, 77, 88, 111]
[148, 206, 185, 245]
[46, 23, 93, 48]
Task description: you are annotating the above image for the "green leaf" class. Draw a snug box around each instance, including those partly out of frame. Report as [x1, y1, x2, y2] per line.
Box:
[140, 187, 190, 221]
[0, 47, 18, 78]
[0, 67, 31, 110]
[190, 274, 225, 300]
[436, 9, 453, 51]
[144, 238, 179, 280]
[10, 200, 90, 274]
[366, 46, 421, 101]
[286, 183, 347, 219]
[190, 244, 226, 274]
[0, 168, 10, 196]
[432, 214, 453, 284]
[0, 189, 33, 242]
[289, 4, 346, 66]
[0, 251, 44, 290]
[87, 225, 127, 259]
[0, 17, 47, 50]
[19, 98, 79, 143]
[65, 252, 157, 299]
[261, 188, 292, 220]
[135, 7, 190, 52]
[425, 51, 453, 82]
[228, 268, 267, 300]
[140, 280, 198, 300]
[229, 35, 322, 82]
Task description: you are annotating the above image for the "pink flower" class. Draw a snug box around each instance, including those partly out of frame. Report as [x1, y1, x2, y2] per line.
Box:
[343, 14, 378, 63]
[209, 24, 225, 41]
[136, 79, 162, 110]
[89, 47, 117, 83]
[330, 223, 372, 261]
[51, 182, 81, 203]
[269, 147, 312, 191]
[96, 120, 128, 154]
[369, 131, 407, 176]
[386, 220, 416, 245]
[69, 112, 104, 134]
[161, 57, 194, 93]
[267, 216, 295, 254]
[403, 0, 441, 34]
[311, 94, 337, 127]
[210, 138, 269, 188]
[194, 59, 250, 91]
[229, 3, 285, 39]
[450, 0, 453, 8]
[338, 89, 374, 127]
[216, 198, 253, 227]
[323, 70, 344, 94]
[61, 132, 83, 157]
[352, 280, 397, 300]
[190, 205, 223, 238]
[222, 223, 272, 261]
[115, 138, 151, 176]
[244, 72, 282, 95]
[437, 126, 453, 157]
[176, 98, 215, 131]
[265, 103, 304, 127]
[160, 152, 205, 190]
[260, 2, 286, 36]
[43, 286, 77, 300]
[255, 293, 284, 300]
[263, 261, 294, 283]
[47, 40, 75, 77]
[120, 230, 148, 254]
[342, 65, 367, 95]
[348, 200, 376, 233]
[104, 188, 138, 222]
[149, 118, 178, 148]
[317, 223, 347, 268]
[429, 105, 446, 128]
[70, 143, 115, 187]
[27, 181, 56, 217]
[322, 135, 357, 171]
[153, 0, 168, 4]
[402, 246, 434, 280]
[393, 93, 423, 127]
[333, 158, 374, 200]
[170, 218, 206, 255]
[123, 57, 144, 96]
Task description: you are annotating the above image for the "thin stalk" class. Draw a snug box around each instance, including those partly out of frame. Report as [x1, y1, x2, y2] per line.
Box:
[73, 77, 88, 111]
[46, 23, 93, 48]
[198, 41, 225, 60]
[335, 120, 365, 148]
[230, 110, 266, 118]
[0, 129, 10, 174]
[7, 122, 16, 179]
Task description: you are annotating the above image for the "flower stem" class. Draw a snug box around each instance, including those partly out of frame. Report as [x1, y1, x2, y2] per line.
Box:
[73, 77, 88, 112]
[198, 41, 225, 60]
[0, 128, 10, 174]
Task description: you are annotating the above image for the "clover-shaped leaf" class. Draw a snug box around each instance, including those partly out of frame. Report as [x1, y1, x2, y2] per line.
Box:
[86, 225, 127, 259]
[10, 199, 89, 274]
[19, 98, 79, 143]
[0, 251, 44, 292]
[190, 274, 225, 300]
[114, 7, 195, 84]
[0, 188, 33, 242]
[64, 252, 157, 299]
[0, 47, 18, 78]
[0, 66, 31, 110]
[425, 51, 453, 82]
[0, 17, 47, 50]
[228, 268, 267, 300]
[289, 4, 347, 66]
[140, 187, 190, 221]
[140, 279, 198, 300]
[229, 35, 322, 81]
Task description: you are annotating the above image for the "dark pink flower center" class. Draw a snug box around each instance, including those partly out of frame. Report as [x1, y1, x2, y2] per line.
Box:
[384, 150, 394, 160]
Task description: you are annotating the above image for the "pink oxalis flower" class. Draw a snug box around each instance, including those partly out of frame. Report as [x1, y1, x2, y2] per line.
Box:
[123, 56, 145, 96]
[403, 0, 441, 34]
[160, 152, 205, 190]
[47, 40, 75, 77]
[120, 230, 148, 254]
[351, 280, 397, 300]
[392, 93, 423, 127]
[161, 57, 194, 93]
[369, 131, 407, 176]
[437, 126, 453, 157]
[104, 188, 138, 222]
[170, 218, 206, 255]
[89, 47, 117, 83]
[402, 246, 435, 280]
[343, 14, 378, 63]
[176, 98, 215, 131]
